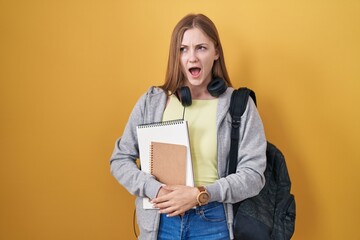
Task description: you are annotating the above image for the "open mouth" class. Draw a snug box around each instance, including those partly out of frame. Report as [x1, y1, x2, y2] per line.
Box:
[189, 67, 201, 77]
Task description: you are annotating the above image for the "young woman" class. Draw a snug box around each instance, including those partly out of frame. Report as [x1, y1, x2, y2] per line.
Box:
[110, 13, 267, 240]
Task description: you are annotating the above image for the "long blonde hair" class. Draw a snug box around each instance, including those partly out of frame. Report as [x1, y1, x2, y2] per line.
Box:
[160, 14, 232, 94]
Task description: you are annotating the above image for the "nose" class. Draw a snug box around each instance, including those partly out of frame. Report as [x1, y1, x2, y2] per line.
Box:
[188, 49, 198, 63]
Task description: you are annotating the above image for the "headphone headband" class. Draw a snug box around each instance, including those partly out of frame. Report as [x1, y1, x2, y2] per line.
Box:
[177, 78, 227, 107]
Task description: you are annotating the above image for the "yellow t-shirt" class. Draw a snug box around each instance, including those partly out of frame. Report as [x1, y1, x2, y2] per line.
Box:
[162, 94, 218, 186]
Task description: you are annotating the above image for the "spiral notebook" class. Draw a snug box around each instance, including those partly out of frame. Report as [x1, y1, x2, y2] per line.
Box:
[150, 142, 187, 185]
[136, 119, 194, 209]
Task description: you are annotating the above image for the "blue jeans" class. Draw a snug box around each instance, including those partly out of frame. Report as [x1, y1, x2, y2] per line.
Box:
[157, 201, 230, 240]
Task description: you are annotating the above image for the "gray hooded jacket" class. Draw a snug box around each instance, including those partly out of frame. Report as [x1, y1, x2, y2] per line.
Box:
[110, 86, 266, 239]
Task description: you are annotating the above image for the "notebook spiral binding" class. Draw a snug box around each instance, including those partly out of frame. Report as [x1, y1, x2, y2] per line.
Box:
[149, 143, 154, 174]
[137, 119, 185, 128]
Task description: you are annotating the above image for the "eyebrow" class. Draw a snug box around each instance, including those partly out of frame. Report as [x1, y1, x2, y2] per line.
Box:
[180, 43, 209, 47]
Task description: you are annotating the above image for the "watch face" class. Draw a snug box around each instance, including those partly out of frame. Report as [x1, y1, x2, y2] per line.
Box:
[199, 192, 209, 203]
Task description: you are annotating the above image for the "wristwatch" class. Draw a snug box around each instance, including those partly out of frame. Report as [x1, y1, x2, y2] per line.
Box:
[196, 186, 210, 206]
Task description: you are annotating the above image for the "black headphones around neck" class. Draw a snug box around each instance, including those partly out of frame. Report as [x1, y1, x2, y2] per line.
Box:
[176, 77, 227, 107]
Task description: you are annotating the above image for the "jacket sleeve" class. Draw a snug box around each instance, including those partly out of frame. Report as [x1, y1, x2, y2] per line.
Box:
[207, 98, 267, 203]
[109, 93, 163, 200]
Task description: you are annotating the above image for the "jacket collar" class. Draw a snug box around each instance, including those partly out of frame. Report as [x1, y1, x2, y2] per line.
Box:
[216, 87, 234, 128]
[144, 86, 234, 127]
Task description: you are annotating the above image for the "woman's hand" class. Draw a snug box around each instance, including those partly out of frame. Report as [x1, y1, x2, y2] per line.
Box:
[151, 185, 199, 217]
[155, 185, 172, 198]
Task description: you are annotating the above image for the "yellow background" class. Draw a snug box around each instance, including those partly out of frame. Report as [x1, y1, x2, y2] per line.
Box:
[1, 1, 359, 239]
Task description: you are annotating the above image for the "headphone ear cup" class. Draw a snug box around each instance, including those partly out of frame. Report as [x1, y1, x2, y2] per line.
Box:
[207, 78, 227, 97]
[179, 86, 192, 107]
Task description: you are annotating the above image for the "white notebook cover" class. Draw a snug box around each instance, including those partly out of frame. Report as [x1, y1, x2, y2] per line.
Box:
[136, 119, 194, 209]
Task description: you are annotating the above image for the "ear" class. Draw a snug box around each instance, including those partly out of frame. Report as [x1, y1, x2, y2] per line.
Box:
[214, 48, 220, 61]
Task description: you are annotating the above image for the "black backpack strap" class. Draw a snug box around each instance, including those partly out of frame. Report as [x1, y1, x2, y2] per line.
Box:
[229, 87, 257, 216]
[228, 87, 257, 175]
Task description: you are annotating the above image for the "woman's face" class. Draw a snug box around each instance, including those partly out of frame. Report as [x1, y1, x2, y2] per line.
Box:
[180, 27, 219, 89]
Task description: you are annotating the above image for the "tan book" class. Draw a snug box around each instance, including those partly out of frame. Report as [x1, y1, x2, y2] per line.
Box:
[150, 142, 187, 185]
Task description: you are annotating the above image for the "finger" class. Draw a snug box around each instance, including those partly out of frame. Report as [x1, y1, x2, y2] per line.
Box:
[154, 201, 172, 210]
[152, 189, 175, 204]
[159, 205, 179, 215]
[156, 201, 186, 215]
[151, 194, 170, 204]
[155, 199, 178, 211]
[162, 184, 184, 191]
[161, 185, 176, 191]
[164, 208, 184, 217]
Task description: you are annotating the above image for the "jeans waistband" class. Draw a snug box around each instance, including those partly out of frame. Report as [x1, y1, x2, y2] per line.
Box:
[185, 201, 223, 215]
